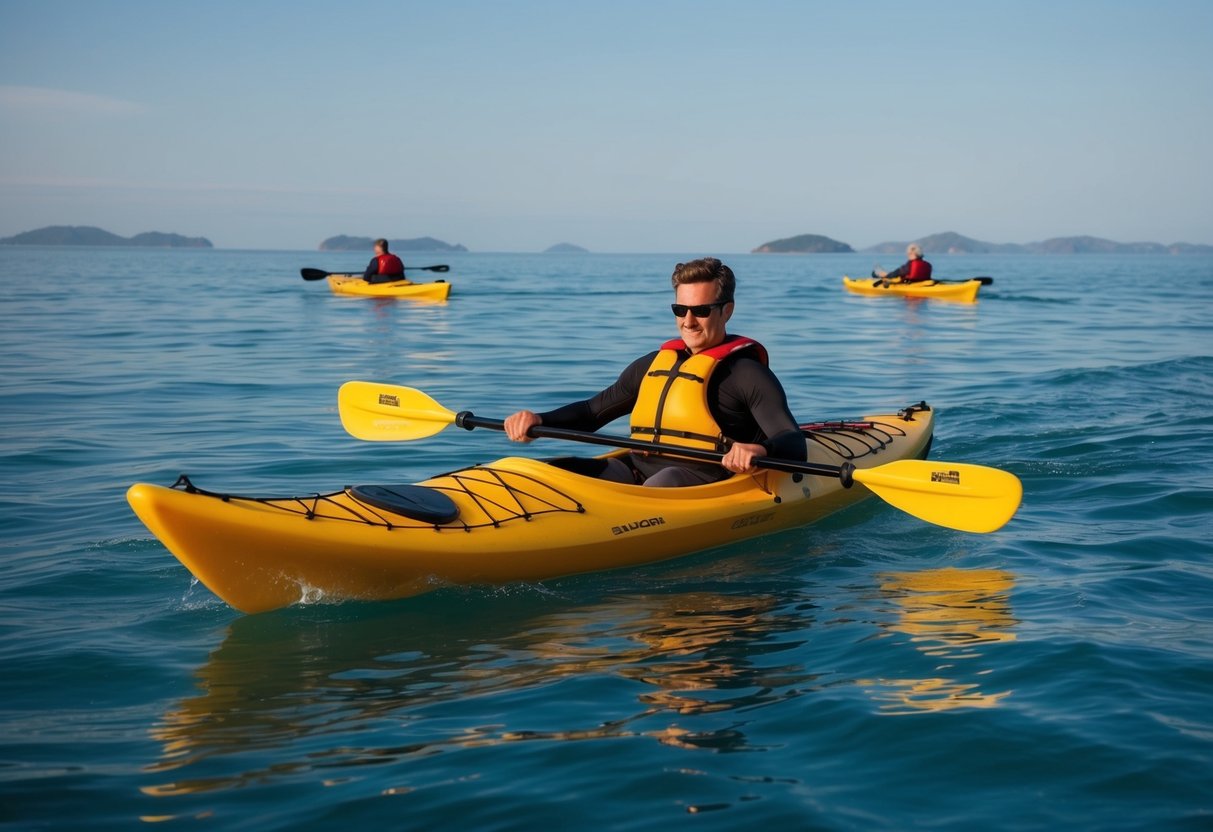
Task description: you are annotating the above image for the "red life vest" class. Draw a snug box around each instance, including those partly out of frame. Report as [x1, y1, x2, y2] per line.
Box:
[377, 253, 404, 275]
[658, 335, 768, 366]
[906, 258, 933, 281]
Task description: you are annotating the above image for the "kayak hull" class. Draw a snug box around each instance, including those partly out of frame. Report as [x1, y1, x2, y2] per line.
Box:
[128, 406, 934, 614]
[843, 276, 981, 303]
[327, 274, 452, 300]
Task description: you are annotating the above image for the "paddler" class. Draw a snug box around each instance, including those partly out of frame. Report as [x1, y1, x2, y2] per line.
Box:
[362, 238, 406, 284]
[873, 243, 933, 285]
[504, 257, 807, 487]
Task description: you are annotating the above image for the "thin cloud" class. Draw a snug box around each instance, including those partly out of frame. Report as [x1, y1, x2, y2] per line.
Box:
[0, 85, 145, 115]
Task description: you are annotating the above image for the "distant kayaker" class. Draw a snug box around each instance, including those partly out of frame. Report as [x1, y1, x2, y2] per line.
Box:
[504, 257, 807, 487]
[363, 238, 406, 284]
[874, 243, 933, 285]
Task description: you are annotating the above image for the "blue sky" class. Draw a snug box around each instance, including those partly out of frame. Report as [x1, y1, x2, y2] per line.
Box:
[1, 0, 1210, 251]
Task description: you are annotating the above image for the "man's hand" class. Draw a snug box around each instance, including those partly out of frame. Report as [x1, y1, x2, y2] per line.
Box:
[721, 441, 766, 474]
[504, 410, 542, 442]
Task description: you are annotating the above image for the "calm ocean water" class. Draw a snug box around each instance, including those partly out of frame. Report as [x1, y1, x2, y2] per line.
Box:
[1, 247, 1210, 830]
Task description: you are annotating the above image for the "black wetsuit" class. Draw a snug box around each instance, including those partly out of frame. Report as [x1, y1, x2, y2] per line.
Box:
[539, 347, 806, 484]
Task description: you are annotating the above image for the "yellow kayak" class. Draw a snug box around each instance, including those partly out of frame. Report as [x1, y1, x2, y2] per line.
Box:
[327, 274, 452, 300]
[127, 404, 934, 614]
[843, 275, 982, 303]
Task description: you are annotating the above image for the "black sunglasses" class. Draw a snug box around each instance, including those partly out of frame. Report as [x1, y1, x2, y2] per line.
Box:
[671, 301, 729, 318]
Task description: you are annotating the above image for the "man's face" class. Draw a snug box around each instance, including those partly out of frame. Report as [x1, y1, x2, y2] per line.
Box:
[674, 281, 732, 354]
[374, 244, 386, 256]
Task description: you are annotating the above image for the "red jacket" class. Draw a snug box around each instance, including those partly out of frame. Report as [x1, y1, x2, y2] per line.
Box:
[376, 253, 404, 275]
[907, 258, 933, 281]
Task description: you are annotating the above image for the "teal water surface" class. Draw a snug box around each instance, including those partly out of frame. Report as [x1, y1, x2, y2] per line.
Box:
[1, 249, 1211, 830]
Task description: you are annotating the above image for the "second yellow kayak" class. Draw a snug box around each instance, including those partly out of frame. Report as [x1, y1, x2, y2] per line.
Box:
[843, 276, 982, 303]
[327, 274, 452, 300]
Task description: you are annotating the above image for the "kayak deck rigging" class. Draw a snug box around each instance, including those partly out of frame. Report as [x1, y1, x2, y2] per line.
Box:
[164, 416, 915, 531]
[170, 469, 585, 532]
[803, 419, 906, 458]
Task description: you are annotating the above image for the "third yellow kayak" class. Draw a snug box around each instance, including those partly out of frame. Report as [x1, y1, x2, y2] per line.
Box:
[843, 276, 982, 303]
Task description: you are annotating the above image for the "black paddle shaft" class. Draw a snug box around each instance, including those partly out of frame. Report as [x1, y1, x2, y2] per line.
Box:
[453, 411, 856, 486]
[300, 265, 450, 281]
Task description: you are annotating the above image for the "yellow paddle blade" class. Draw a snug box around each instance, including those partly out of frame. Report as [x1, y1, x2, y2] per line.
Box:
[338, 381, 457, 441]
[853, 460, 1023, 534]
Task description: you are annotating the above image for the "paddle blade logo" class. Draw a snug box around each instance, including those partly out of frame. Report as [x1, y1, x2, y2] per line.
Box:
[379, 394, 399, 407]
[931, 470, 962, 485]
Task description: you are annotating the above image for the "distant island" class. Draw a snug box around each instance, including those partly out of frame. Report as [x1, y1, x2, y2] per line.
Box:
[752, 234, 854, 254]
[544, 242, 589, 253]
[863, 231, 1213, 256]
[319, 235, 468, 252]
[0, 225, 212, 248]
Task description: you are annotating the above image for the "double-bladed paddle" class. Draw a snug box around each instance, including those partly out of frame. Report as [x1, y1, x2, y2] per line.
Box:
[300, 265, 450, 281]
[336, 381, 1023, 534]
[869, 272, 994, 286]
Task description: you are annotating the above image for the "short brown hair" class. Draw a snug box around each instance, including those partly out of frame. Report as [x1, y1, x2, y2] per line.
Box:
[671, 257, 735, 303]
[374, 238, 390, 251]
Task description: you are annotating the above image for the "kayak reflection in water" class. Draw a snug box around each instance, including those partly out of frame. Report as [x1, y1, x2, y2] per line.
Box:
[142, 587, 813, 793]
[362, 237, 406, 284]
[504, 257, 807, 487]
[873, 243, 933, 286]
[861, 567, 1018, 714]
